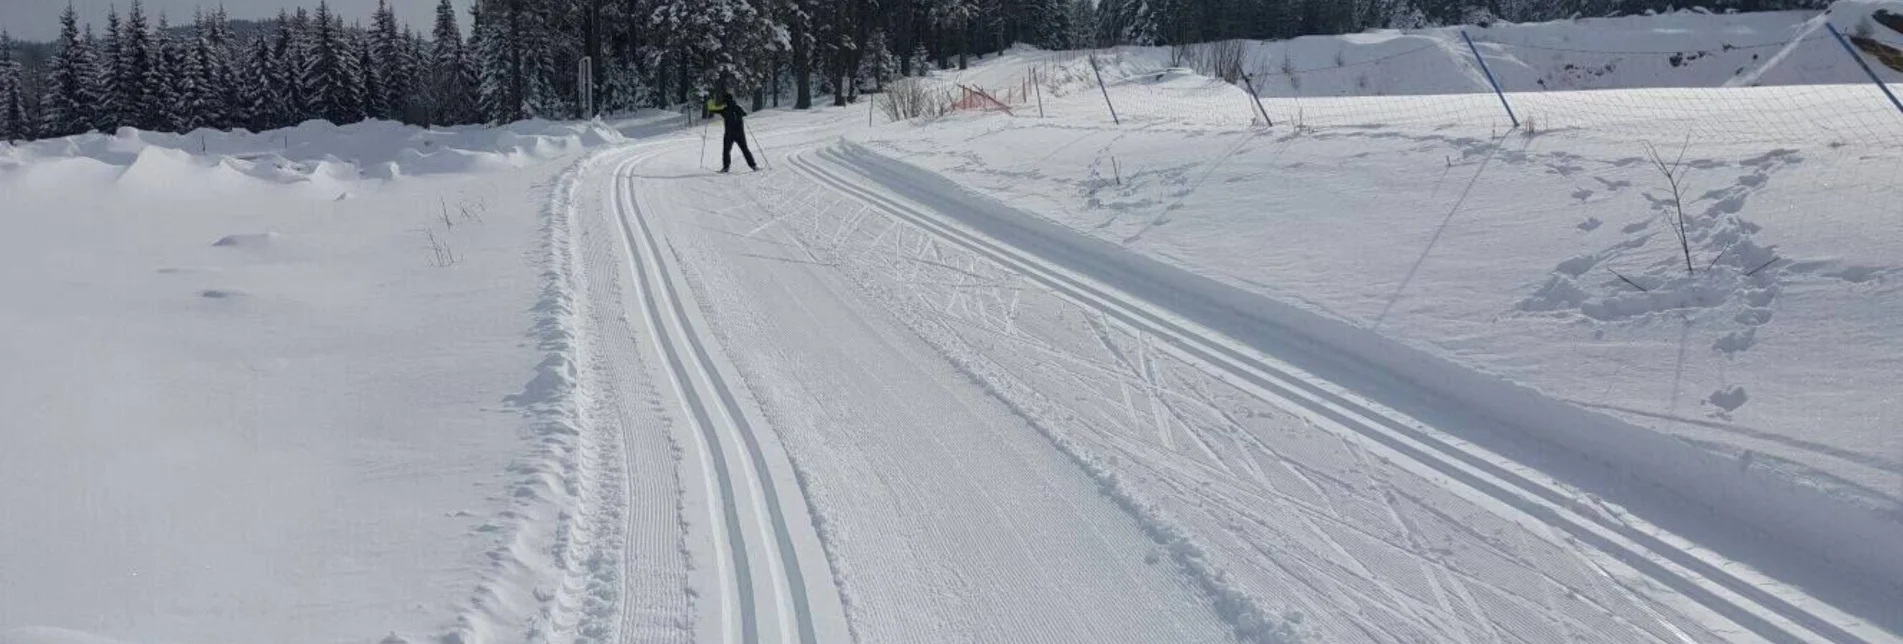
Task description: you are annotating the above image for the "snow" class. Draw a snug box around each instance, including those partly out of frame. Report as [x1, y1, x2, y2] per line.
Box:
[0, 115, 665, 644]
[6, 4, 1903, 644]
[860, 0, 1903, 624]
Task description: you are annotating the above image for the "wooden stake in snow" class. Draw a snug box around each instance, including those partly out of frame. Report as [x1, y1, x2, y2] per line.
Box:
[1089, 54, 1121, 125]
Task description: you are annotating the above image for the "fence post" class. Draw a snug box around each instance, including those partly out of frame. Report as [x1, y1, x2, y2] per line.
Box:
[1089, 53, 1122, 125]
[1826, 23, 1903, 119]
[1461, 31, 1519, 128]
[1033, 69, 1047, 118]
[1241, 74, 1273, 127]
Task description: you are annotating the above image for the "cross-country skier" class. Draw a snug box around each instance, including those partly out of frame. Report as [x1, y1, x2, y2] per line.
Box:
[706, 92, 758, 173]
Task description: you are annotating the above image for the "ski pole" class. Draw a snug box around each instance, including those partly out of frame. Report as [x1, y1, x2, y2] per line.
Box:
[698, 118, 710, 170]
[750, 128, 771, 170]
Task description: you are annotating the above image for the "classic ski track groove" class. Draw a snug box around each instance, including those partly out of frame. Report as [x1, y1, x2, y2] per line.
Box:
[787, 146, 1866, 644]
[609, 148, 820, 644]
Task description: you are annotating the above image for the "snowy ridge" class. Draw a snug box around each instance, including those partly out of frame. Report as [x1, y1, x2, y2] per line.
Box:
[0, 118, 628, 185]
[441, 140, 679, 644]
[798, 140, 1891, 641]
[962, 6, 1887, 101]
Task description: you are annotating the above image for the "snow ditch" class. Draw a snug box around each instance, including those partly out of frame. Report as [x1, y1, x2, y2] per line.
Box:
[827, 139, 1903, 590]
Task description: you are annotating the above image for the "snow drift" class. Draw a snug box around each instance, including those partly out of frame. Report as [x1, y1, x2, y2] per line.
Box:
[0, 118, 629, 185]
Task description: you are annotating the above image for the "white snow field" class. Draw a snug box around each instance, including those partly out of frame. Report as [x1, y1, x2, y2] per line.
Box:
[6, 5, 1903, 644]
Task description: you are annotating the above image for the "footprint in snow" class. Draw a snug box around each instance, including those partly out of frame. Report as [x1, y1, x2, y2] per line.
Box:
[1707, 386, 1749, 414]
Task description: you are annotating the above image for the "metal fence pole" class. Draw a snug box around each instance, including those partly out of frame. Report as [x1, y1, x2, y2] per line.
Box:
[1241, 74, 1273, 127]
[1461, 31, 1519, 128]
[1826, 23, 1903, 119]
[1089, 53, 1122, 125]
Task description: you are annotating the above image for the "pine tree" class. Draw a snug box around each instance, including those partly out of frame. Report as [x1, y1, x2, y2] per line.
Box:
[430, 0, 476, 125]
[242, 34, 278, 130]
[204, 8, 245, 130]
[174, 14, 213, 131]
[0, 31, 31, 141]
[472, 2, 510, 122]
[143, 14, 182, 132]
[1065, 0, 1096, 48]
[369, 0, 410, 121]
[860, 29, 900, 91]
[95, 8, 123, 131]
[266, 10, 305, 127]
[41, 5, 101, 137]
[288, 8, 318, 121]
[356, 23, 386, 121]
[304, 2, 366, 125]
[122, 0, 157, 130]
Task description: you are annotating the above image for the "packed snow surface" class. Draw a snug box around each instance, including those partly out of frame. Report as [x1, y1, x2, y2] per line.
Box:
[3, 4, 1901, 644]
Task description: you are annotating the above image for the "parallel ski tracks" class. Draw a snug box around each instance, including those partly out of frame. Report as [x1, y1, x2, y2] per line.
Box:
[788, 146, 1872, 644]
[609, 148, 821, 644]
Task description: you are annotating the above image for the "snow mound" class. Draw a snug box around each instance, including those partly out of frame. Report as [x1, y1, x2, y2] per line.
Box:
[0, 118, 627, 185]
[211, 232, 280, 248]
[0, 628, 138, 644]
[969, 1, 1896, 109]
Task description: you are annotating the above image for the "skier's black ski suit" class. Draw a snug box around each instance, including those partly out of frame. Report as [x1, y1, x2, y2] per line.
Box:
[707, 93, 757, 172]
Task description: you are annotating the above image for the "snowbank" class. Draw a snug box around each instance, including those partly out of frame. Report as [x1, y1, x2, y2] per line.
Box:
[0, 114, 637, 643]
[940, 1, 1899, 133]
[0, 629, 137, 644]
[0, 117, 628, 185]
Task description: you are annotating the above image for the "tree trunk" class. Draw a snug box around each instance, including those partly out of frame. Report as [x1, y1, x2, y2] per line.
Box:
[958, 19, 970, 70]
[676, 50, 689, 106]
[793, 32, 812, 109]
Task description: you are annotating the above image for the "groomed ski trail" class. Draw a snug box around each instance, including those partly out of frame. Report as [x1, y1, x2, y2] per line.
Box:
[604, 142, 844, 644]
[769, 141, 1883, 643]
[539, 110, 1893, 643]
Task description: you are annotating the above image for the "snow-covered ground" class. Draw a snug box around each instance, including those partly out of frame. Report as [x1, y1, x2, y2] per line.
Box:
[5, 3, 1903, 644]
[859, 0, 1903, 628]
[0, 114, 683, 644]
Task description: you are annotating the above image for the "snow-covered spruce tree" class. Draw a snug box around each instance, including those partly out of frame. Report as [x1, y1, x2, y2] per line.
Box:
[652, 0, 781, 106]
[143, 14, 182, 132]
[204, 8, 245, 131]
[368, 0, 408, 121]
[1096, 0, 1155, 45]
[907, 42, 933, 75]
[121, 1, 158, 130]
[1065, 0, 1096, 48]
[241, 34, 279, 131]
[266, 10, 307, 128]
[288, 8, 319, 123]
[304, 2, 367, 126]
[41, 5, 101, 137]
[860, 29, 900, 92]
[0, 31, 31, 141]
[471, 1, 512, 122]
[173, 15, 214, 132]
[429, 0, 477, 125]
[356, 24, 386, 121]
[1031, 0, 1075, 50]
[94, 8, 124, 131]
[472, 0, 562, 123]
[397, 28, 429, 123]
